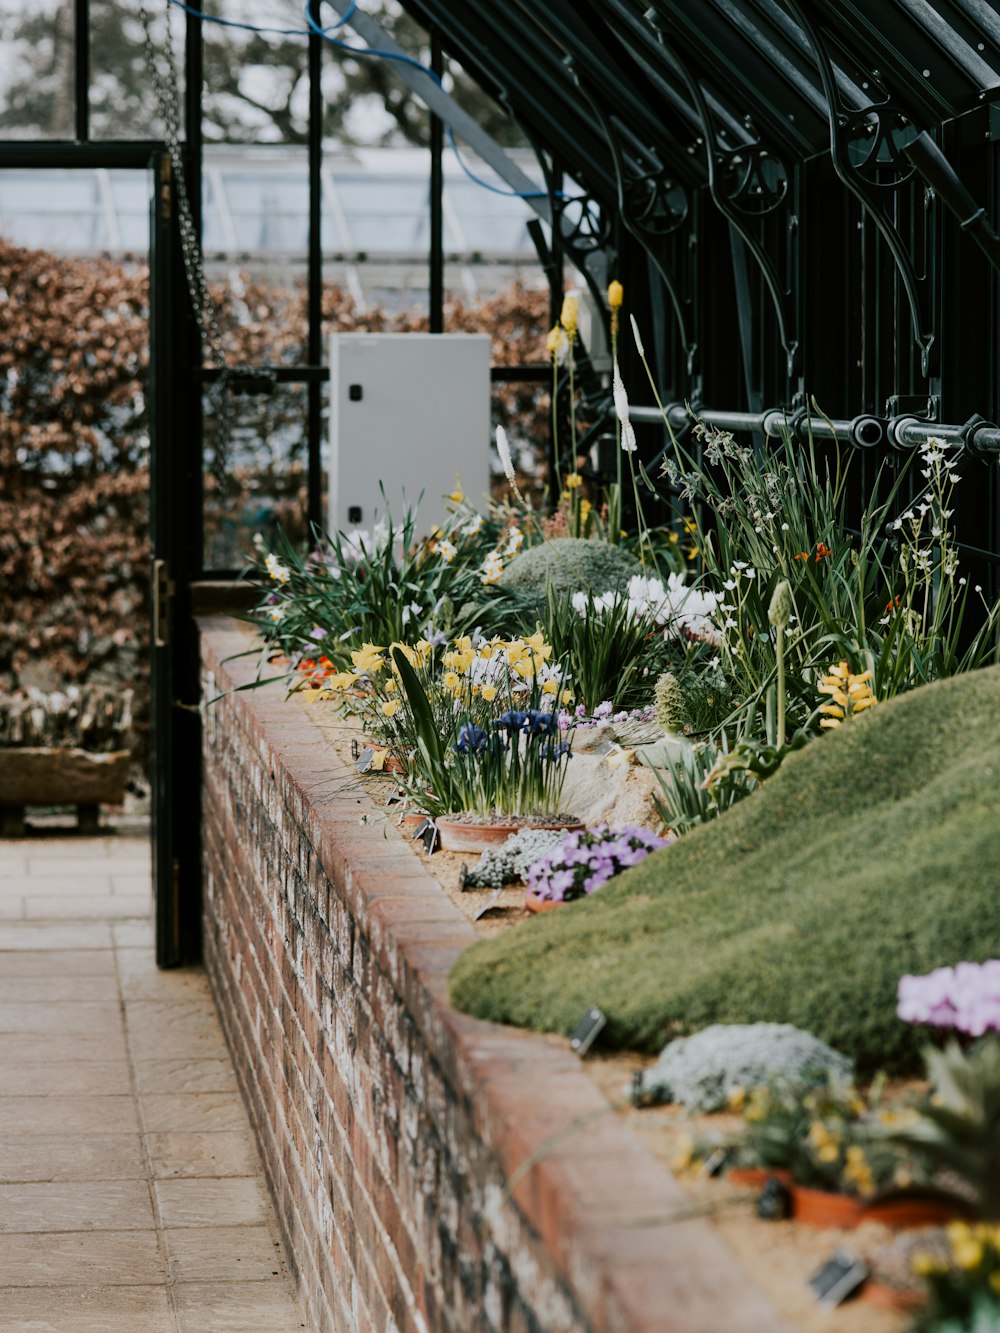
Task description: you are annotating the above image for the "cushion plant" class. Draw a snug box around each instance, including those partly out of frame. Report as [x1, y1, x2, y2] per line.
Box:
[498, 537, 643, 619]
[449, 665, 1000, 1074]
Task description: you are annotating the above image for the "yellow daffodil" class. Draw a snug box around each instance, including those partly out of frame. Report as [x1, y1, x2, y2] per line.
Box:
[480, 684, 497, 703]
[326, 671, 360, 692]
[912, 1252, 944, 1277]
[442, 671, 461, 693]
[542, 678, 558, 696]
[565, 472, 583, 490]
[560, 689, 573, 706]
[380, 700, 401, 718]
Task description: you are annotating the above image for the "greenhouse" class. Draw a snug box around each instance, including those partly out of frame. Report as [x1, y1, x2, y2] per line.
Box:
[2, 1, 1000, 1330]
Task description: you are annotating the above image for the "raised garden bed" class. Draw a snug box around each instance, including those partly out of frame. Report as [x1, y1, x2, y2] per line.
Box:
[199, 615, 792, 1333]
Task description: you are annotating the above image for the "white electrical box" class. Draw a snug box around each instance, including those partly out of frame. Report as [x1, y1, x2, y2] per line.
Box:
[328, 332, 491, 538]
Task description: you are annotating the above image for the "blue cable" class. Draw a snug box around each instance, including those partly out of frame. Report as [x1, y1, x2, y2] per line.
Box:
[304, 1, 558, 202]
[165, 0, 560, 203]
[168, 0, 355, 38]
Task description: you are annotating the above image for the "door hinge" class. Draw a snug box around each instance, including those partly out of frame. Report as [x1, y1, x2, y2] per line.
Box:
[153, 559, 175, 648]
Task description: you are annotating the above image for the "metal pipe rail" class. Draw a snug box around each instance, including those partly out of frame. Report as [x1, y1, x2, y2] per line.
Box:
[628, 403, 1000, 459]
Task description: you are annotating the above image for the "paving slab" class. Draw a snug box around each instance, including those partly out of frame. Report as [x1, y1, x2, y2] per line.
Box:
[172, 1281, 307, 1332]
[0, 1179, 156, 1232]
[132, 1057, 239, 1097]
[154, 1177, 271, 1229]
[0, 1230, 166, 1286]
[164, 1224, 290, 1283]
[0, 831, 307, 1330]
[0, 1284, 176, 1332]
[145, 1129, 262, 1180]
[0, 1060, 132, 1096]
[0, 1132, 146, 1182]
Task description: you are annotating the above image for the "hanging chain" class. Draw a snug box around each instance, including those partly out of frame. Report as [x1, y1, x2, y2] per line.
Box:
[138, 0, 276, 492]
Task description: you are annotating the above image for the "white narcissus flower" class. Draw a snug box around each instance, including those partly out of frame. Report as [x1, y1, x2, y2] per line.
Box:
[612, 361, 637, 453]
[630, 314, 645, 358]
[495, 425, 516, 484]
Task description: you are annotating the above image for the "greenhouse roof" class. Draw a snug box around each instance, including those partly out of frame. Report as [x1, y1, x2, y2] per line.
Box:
[0, 145, 547, 302]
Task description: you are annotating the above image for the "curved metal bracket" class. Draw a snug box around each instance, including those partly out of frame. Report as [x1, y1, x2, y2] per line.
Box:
[575, 82, 698, 378]
[665, 50, 799, 381]
[783, 0, 936, 378]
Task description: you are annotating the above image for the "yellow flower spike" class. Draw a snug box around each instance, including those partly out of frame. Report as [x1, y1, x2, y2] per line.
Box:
[546, 325, 567, 360]
[607, 279, 624, 310]
[560, 291, 580, 339]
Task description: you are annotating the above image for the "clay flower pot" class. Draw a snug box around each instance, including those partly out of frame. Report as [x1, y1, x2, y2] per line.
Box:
[789, 1183, 865, 1228]
[524, 890, 566, 914]
[435, 816, 584, 854]
[728, 1166, 792, 1190]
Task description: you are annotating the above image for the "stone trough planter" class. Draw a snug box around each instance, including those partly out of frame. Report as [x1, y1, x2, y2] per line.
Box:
[0, 746, 130, 835]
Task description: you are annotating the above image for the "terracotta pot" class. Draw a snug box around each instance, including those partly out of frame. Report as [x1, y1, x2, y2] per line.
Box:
[728, 1166, 792, 1190]
[859, 1190, 967, 1230]
[398, 812, 427, 832]
[435, 816, 584, 854]
[860, 1282, 927, 1313]
[524, 890, 565, 914]
[789, 1184, 864, 1228]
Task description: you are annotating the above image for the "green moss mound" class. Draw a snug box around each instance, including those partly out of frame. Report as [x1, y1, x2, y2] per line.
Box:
[499, 538, 642, 618]
[449, 666, 1000, 1073]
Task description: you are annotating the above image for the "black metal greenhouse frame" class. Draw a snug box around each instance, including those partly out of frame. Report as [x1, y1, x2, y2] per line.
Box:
[3, 0, 999, 962]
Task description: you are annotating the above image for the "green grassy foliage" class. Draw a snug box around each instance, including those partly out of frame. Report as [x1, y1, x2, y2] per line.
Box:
[449, 666, 1000, 1073]
[498, 538, 642, 619]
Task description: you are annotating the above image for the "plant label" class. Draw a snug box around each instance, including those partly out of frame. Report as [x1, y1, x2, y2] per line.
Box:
[808, 1251, 869, 1308]
[569, 1006, 606, 1058]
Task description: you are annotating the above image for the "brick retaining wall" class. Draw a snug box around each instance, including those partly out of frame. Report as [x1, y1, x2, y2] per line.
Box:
[199, 616, 787, 1333]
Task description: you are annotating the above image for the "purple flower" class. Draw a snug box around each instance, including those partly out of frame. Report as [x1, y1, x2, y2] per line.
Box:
[898, 960, 1000, 1036]
[593, 700, 614, 719]
[309, 626, 326, 641]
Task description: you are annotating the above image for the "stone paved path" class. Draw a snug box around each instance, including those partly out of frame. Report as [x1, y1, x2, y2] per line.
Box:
[0, 830, 308, 1332]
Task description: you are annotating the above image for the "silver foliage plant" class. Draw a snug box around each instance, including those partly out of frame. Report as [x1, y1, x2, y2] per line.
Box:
[636, 1023, 853, 1111]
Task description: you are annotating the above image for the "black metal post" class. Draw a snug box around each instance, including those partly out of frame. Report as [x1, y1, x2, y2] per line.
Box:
[429, 28, 445, 333]
[307, 0, 324, 528]
[74, 0, 89, 141]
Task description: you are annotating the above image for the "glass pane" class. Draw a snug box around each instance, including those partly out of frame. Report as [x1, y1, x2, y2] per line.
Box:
[203, 383, 309, 571]
[0, 0, 75, 139]
[88, 0, 184, 139]
[202, 7, 311, 145]
[0, 170, 108, 252]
